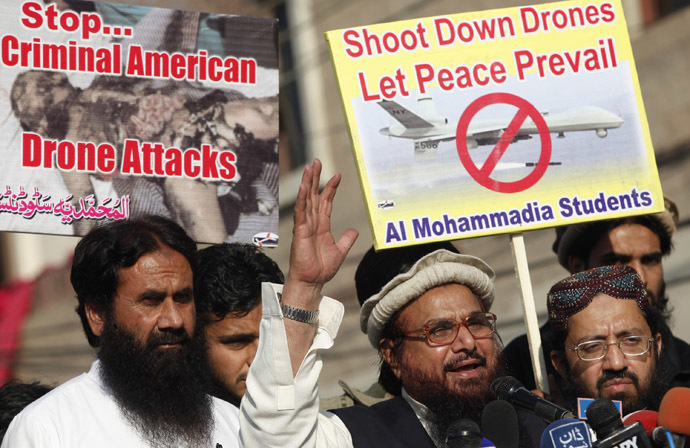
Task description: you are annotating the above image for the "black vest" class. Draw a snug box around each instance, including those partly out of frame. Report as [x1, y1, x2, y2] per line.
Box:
[329, 396, 436, 448]
[330, 396, 546, 448]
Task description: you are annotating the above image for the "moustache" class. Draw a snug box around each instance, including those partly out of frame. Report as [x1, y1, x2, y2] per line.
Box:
[443, 351, 487, 372]
[146, 330, 191, 349]
[596, 370, 640, 390]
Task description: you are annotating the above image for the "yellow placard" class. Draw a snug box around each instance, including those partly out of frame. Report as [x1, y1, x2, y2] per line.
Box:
[326, 0, 663, 249]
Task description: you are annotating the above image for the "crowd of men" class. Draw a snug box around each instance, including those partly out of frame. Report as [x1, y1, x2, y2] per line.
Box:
[1, 159, 688, 447]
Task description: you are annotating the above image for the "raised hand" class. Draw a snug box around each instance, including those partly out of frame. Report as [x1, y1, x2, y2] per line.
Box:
[285, 159, 359, 305]
[279, 160, 358, 375]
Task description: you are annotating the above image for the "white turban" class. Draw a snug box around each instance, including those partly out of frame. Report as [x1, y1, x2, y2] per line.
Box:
[359, 249, 495, 348]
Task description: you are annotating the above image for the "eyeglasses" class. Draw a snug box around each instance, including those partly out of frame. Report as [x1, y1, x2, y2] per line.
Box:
[404, 313, 497, 346]
[567, 335, 654, 361]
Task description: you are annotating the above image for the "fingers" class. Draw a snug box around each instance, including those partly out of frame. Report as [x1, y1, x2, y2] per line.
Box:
[311, 159, 322, 205]
[303, 158, 339, 216]
[294, 158, 345, 231]
[336, 228, 359, 256]
[319, 173, 341, 217]
[306, 159, 322, 219]
[293, 163, 312, 228]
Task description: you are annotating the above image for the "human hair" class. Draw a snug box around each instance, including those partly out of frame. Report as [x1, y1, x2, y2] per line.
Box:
[0, 380, 53, 439]
[572, 216, 673, 265]
[195, 243, 283, 322]
[354, 241, 460, 394]
[377, 307, 408, 395]
[71, 215, 197, 348]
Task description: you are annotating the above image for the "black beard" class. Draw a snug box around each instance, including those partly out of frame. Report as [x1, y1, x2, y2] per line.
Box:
[97, 318, 214, 448]
[402, 345, 506, 437]
[206, 368, 243, 407]
[649, 281, 672, 324]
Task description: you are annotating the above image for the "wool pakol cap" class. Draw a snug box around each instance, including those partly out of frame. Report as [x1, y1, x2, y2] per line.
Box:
[552, 196, 679, 269]
[359, 249, 495, 349]
[547, 265, 650, 331]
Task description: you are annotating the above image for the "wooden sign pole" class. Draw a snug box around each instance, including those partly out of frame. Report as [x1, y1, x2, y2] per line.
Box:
[509, 232, 549, 393]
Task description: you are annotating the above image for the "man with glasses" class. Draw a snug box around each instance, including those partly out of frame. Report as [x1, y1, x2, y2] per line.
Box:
[505, 198, 690, 392]
[239, 160, 545, 447]
[547, 265, 668, 415]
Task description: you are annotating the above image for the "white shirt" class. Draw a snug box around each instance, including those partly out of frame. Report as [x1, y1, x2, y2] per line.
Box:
[2, 359, 240, 448]
[239, 283, 355, 447]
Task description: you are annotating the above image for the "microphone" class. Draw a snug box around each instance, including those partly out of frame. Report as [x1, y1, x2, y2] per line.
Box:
[622, 410, 678, 448]
[540, 418, 594, 448]
[482, 400, 520, 448]
[490, 376, 576, 422]
[622, 410, 658, 438]
[650, 427, 682, 448]
[658, 387, 690, 435]
[657, 387, 690, 447]
[585, 397, 652, 448]
[445, 419, 483, 448]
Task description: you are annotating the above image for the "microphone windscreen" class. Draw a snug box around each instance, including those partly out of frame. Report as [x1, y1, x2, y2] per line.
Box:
[585, 397, 622, 439]
[490, 376, 522, 401]
[540, 418, 593, 448]
[446, 419, 482, 448]
[658, 387, 690, 436]
[482, 400, 519, 448]
[622, 410, 658, 436]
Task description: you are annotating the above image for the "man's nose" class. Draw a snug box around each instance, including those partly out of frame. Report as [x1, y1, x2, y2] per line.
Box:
[450, 324, 477, 353]
[602, 343, 626, 371]
[247, 340, 259, 367]
[158, 298, 184, 330]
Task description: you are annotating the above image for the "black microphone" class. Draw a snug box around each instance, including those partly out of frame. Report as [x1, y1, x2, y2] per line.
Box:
[482, 400, 520, 448]
[490, 376, 576, 423]
[446, 419, 483, 448]
[585, 397, 652, 448]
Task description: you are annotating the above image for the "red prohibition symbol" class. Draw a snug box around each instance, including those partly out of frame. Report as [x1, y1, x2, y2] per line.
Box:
[456, 93, 552, 193]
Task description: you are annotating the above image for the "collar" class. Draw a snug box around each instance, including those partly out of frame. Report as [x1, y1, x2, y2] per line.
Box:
[401, 388, 445, 447]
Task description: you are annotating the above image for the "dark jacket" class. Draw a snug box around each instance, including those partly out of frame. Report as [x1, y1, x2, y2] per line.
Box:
[330, 395, 546, 447]
[504, 322, 556, 391]
[330, 396, 435, 448]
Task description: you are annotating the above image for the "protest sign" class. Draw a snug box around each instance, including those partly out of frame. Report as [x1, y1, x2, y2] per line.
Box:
[326, 0, 664, 249]
[0, 0, 279, 244]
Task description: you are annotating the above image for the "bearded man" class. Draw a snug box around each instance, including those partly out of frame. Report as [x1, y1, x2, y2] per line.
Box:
[547, 265, 668, 415]
[504, 198, 690, 393]
[238, 160, 545, 447]
[2, 216, 239, 448]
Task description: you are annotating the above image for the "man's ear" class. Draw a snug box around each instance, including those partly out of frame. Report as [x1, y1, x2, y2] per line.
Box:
[567, 255, 586, 275]
[380, 339, 402, 379]
[85, 302, 106, 337]
[550, 350, 568, 380]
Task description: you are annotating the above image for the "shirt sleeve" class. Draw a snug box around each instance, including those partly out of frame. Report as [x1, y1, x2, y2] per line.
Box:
[1, 408, 57, 448]
[239, 283, 353, 448]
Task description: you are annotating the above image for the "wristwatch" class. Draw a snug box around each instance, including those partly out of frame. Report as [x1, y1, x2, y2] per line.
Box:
[279, 301, 320, 324]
